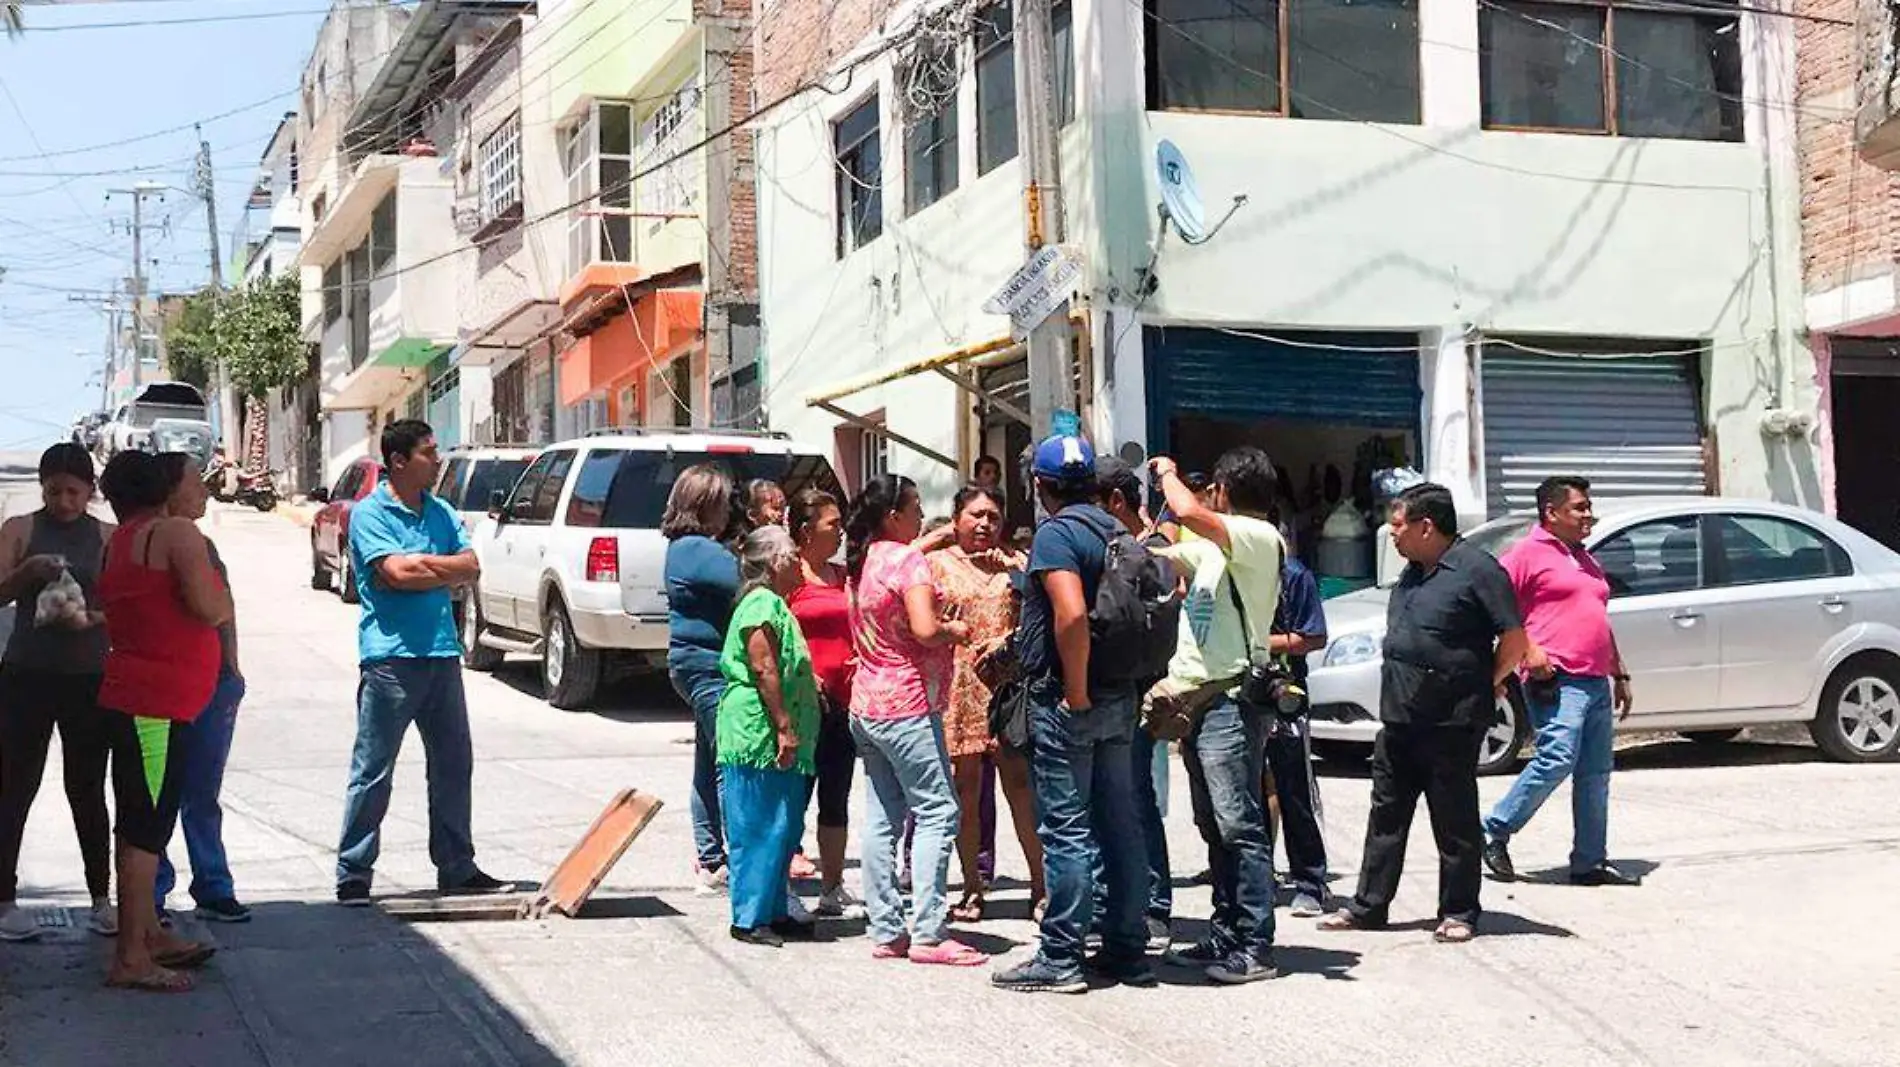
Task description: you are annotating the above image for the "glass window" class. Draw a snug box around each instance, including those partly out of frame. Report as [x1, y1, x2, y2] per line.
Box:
[1465, 516, 1536, 560]
[479, 118, 522, 222]
[369, 192, 397, 273]
[1594, 516, 1702, 597]
[1711, 515, 1853, 586]
[976, 1, 1077, 175]
[834, 94, 883, 257]
[1288, 0, 1421, 123]
[906, 86, 959, 212]
[322, 261, 343, 327]
[564, 449, 622, 528]
[636, 78, 701, 218]
[594, 451, 842, 530]
[1480, 0, 1742, 141]
[435, 458, 467, 507]
[465, 457, 531, 516]
[1148, 0, 1279, 113]
[506, 451, 555, 521]
[522, 449, 575, 524]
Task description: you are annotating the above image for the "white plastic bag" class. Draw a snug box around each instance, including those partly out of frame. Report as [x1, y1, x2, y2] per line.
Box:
[34, 563, 87, 628]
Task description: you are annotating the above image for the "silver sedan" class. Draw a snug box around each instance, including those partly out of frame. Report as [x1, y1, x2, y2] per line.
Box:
[1305, 497, 1900, 775]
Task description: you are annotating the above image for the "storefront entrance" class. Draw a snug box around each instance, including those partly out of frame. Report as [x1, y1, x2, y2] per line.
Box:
[1829, 337, 1900, 550]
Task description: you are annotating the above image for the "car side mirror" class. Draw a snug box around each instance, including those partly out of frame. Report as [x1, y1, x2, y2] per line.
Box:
[309, 487, 331, 504]
[488, 489, 508, 522]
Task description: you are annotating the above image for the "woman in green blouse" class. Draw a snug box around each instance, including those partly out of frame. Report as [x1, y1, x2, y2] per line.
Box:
[717, 524, 822, 948]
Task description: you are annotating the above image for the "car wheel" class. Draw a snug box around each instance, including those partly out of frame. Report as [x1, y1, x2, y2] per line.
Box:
[310, 536, 331, 591]
[1476, 684, 1530, 777]
[1811, 658, 1900, 762]
[541, 601, 601, 710]
[339, 554, 360, 605]
[1682, 729, 1743, 745]
[1311, 740, 1369, 767]
[461, 592, 504, 673]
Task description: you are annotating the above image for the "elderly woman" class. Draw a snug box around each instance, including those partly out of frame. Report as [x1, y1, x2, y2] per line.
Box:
[718, 525, 821, 948]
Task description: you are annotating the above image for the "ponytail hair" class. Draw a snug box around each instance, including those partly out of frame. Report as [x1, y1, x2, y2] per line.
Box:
[844, 473, 917, 582]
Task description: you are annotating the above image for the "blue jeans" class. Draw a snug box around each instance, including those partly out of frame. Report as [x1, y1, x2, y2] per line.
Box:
[1028, 681, 1147, 966]
[336, 658, 477, 889]
[1182, 697, 1276, 957]
[157, 669, 246, 905]
[720, 764, 808, 929]
[672, 668, 727, 872]
[1096, 727, 1173, 924]
[1484, 675, 1614, 874]
[853, 713, 958, 946]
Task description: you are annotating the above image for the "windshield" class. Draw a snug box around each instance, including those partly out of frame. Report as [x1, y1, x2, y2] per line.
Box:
[461, 458, 532, 511]
[132, 403, 208, 428]
[1464, 516, 1536, 559]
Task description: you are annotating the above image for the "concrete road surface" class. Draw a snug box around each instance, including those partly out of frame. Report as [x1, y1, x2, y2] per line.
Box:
[0, 456, 1896, 1067]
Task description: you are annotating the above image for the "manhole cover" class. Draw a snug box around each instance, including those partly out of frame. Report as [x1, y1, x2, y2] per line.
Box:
[32, 907, 74, 929]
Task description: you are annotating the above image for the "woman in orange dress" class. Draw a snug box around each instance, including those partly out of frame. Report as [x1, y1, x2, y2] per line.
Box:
[927, 485, 1043, 922]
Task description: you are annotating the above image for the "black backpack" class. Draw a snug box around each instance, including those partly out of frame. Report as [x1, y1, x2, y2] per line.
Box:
[1053, 510, 1181, 685]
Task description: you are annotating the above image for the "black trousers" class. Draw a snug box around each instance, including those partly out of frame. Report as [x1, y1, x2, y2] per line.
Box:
[1347, 722, 1485, 927]
[0, 669, 114, 901]
[1265, 719, 1329, 901]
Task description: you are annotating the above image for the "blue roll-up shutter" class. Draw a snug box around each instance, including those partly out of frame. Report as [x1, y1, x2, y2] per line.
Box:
[1145, 328, 1422, 433]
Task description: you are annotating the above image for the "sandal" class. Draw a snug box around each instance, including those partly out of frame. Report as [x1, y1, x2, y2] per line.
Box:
[949, 892, 985, 924]
[1029, 893, 1048, 925]
[106, 965, 194, 994]
[908, 938, 989, 967]
[1318, 910, 1369, 932]
[154, 943, 217, 970]
[1434, 919, 1475, 944]
[872, 937, 911, 960]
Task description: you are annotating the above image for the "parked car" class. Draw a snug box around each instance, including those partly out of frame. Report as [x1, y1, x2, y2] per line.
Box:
[1306, 497, 1900, 774]
[433, 445, 539, 538]
[308, 456, 384, 605]
[465, 429, 840, 709]
[101, 382, 211, 460]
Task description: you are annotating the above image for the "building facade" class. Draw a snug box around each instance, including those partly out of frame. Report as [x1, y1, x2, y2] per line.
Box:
[755, 0, 1821, 562]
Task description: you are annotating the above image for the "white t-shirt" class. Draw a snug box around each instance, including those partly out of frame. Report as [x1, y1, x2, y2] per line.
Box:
[1156, 514, 1285, 687]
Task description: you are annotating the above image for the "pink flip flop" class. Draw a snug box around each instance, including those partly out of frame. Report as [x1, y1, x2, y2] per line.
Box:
[872, 937, 910, 960]
[908, 938, 988, 967]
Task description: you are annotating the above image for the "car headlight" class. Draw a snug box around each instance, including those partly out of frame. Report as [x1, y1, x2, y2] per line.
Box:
[1323, 631, 1383, 668]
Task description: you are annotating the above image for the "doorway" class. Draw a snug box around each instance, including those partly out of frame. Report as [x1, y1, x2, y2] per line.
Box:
[1831, 338, 1900, 550]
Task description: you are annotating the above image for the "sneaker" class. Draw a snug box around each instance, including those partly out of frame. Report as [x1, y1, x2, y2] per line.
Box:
[1571, 862, 1642, 887]
[783, 891, 814, 925]
[1289, 893, 1327, 919]
[440, 869, 514, 895]
[770, 916, 818, 941]
[695, 866, 730, 897]
[1206, 949, 1279, 985]
[0, 904, 40, 942]
[88, 897, 118, 936]
[730, 924, 784, 948]
[1144, 916, 1173, 954]
[1164, 939, 1227, 968]
[196, 898, 253, 924]
[1086, 953, 1159, 988]
[991, 955, 1087, 994]
[815, 886, 866, 920]
[1483, 839, 1517, 882]
[336, 881, 371, 908]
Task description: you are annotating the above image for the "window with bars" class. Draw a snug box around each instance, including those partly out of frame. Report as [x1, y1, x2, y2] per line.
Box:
[1478, 0, 1742, 140]
[859, 425, 890, 490]
[834, 94, 883, 258]
[479, 118, 522, 223]
[636, 78, 701, 218]
[563, 101, 637, 270]
[1145, 0, 1421, 124]
[975, 0, 1075, 176]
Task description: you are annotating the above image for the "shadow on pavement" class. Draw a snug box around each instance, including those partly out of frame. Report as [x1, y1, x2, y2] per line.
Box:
[1163, 917, 1364, 983]
[1610, 736, 1822, 773]
[489, 663, 689, 724]
[0, 900, 570, 1067]
[1379, 911, 1575, 939]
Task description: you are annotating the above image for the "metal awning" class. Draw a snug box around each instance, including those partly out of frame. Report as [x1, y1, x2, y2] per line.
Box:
[347, 1, 533, 154]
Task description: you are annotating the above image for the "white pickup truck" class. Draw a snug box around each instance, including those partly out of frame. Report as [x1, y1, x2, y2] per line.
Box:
[101, 381, 214, 468]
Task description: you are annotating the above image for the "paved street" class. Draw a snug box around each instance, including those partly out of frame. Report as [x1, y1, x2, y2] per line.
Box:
[0, 458, 1897, 1067]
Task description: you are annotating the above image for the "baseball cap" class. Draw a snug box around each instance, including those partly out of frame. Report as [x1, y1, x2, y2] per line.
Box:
[1030, 434, 1096, 486]
[1094, 456, 1141, 506]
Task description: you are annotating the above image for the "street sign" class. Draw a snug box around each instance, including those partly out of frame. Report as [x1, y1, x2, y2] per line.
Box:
[984, 246, 1083, 338]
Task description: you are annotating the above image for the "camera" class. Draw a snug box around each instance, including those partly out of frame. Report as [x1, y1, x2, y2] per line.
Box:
[1241, 662, 1306, 721]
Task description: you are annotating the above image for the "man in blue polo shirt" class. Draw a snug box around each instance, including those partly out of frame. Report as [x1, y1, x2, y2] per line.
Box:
[335, 419, 511, 905]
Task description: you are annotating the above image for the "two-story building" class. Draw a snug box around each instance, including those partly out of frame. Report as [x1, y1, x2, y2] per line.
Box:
[756, 0, 1820, 569]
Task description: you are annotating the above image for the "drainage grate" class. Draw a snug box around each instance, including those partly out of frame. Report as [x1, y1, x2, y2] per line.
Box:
[32, 907, 74, 929]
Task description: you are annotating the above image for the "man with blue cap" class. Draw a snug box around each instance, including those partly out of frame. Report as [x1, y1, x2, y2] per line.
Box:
[992, 434, 1154, 994]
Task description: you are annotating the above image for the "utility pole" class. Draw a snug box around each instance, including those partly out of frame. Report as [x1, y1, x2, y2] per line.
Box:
[1011, 0, 1074, 440]
[195, 125, 241, 453]
[106, 181, 166, 394]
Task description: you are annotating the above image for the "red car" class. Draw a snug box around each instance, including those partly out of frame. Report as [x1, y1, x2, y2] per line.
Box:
[309, 456, 383, 604]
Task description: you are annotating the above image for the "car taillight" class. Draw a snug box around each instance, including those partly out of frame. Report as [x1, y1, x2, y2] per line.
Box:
[707, 443, 753, 454]
[586, 536, 619, 583]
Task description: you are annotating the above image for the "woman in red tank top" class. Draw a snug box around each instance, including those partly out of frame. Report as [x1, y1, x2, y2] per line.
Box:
[96, 451, 231, 993]
[785, 488, 861, 917]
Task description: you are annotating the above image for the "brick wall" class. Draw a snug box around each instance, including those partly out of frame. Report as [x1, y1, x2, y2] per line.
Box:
[754, 0, 903, 102]
[1797, 0, 1900, 293]
[725, 40, 758, 298]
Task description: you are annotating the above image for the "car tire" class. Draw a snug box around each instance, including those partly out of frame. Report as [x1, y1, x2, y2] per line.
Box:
[460, 592, 504, 673]
[541, 600, 601, 710]
[1311, 740, 1369, 768]
[1475, 682, 1530, 777]
[1810, 657, 1900, 762]
[339, 554, 360, 605]
[310, 537, 331, 591]
[1682, 729, 1743, 745]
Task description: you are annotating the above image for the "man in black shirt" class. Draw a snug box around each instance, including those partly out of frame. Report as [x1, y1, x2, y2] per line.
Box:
[1267, 552, 1329, 917]
[1320, 484, 1526, 943]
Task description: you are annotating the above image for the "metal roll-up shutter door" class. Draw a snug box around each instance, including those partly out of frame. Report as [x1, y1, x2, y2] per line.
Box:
[1146, 327, 1421, 426]
[1482, 351, 1705, 517]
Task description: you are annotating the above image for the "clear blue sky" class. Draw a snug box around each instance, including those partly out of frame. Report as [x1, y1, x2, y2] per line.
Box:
[0, 0, 332, 453]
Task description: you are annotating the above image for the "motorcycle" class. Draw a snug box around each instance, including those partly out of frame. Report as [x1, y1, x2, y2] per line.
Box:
[207, 465, 279, 512]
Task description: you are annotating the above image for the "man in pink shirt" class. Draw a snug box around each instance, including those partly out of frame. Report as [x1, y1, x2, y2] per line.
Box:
[1482, 476, 1641, 888]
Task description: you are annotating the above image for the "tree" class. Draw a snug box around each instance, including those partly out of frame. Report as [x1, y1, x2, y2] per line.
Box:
[161, 290, 217, 392]
[214, 273, 305, 399]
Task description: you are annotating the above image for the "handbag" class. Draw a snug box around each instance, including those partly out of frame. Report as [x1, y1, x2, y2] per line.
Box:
[988, 677, 1032, 752]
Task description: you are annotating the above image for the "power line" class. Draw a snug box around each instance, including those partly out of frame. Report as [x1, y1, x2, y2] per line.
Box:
[16, 3, 356, 34]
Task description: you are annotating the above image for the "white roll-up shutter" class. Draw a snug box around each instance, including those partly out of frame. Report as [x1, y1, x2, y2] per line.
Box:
[1482, 350, 1706, 517]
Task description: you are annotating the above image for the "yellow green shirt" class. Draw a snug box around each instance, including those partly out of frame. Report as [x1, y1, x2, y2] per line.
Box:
[717, 588, 820, 775]
[1155, 514, 1285, 686]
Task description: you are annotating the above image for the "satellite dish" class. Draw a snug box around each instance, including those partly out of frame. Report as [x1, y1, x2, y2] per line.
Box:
[1156, 140, 1207, 243]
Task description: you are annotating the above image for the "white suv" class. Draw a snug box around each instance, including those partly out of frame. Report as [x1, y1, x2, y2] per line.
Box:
[464, 429, 839, 709]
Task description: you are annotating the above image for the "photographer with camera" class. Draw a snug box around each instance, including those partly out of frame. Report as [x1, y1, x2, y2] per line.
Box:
[1146, 447, 1287, 984]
